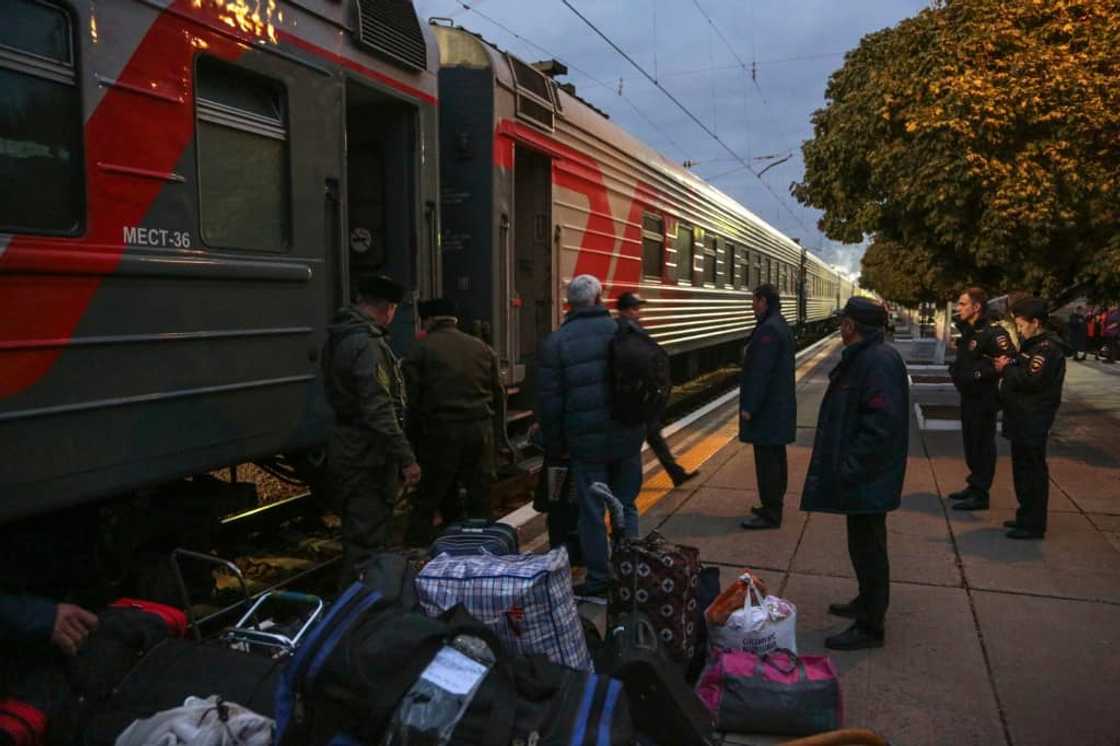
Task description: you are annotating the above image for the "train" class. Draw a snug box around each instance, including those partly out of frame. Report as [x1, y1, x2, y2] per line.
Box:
[0, 0, 857, 524]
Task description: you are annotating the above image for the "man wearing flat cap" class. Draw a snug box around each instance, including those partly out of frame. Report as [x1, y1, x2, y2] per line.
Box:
[402, 298, 505, 545]
[801, 297, 909, 650]
[993, 297, 1065, 540]
[616, 292, 697, 487]
[322, 273, 421, 585]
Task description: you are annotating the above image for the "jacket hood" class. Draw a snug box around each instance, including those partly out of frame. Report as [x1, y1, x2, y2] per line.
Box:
[563, 304, 610, 323]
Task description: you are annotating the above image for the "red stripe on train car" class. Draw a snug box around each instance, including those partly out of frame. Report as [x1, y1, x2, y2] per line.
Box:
[493, 118, 662, 300]
[0, 1, 246, 399]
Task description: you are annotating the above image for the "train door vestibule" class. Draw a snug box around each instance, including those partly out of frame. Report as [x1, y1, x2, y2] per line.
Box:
[510, 146, 552, 390]
[345, 81, 418, 352]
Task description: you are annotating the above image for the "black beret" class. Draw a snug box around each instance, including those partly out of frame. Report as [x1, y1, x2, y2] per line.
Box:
[418, 297, 456, 319]
[353, 273, 405, 304]
[1010, 296, 1049, 322]
[839, 297, 888, 327]
[617, 292, 646, 310]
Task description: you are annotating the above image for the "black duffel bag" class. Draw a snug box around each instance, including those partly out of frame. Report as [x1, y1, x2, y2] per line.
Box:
[80, 638, 285, 745]
[275, 579, 634, 746]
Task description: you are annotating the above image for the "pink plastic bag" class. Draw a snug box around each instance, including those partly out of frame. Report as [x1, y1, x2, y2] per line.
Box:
[694, 648, 842, 736]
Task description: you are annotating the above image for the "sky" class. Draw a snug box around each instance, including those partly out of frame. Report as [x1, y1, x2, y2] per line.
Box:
[414, 0, 932, 277]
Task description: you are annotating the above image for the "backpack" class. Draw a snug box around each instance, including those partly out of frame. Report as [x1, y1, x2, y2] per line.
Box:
[609, 320, 670, 426]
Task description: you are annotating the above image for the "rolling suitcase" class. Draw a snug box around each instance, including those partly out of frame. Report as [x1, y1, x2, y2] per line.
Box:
[430, 519, 519, 557]
[598, 611, 718, 746]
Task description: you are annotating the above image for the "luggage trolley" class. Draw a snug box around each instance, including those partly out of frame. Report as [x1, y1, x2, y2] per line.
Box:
[171, 548, 325, 657]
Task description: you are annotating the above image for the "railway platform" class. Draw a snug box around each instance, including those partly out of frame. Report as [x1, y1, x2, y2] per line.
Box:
[632, 334, 1120, 745]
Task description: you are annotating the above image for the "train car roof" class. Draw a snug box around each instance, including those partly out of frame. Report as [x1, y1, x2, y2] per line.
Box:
[433, 22, 844, 280]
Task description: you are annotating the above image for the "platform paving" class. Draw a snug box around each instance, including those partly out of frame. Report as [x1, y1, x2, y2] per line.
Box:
[647, 341, 1120, 745]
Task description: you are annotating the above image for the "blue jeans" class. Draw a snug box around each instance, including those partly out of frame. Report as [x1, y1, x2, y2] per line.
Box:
[571, 453, 642, 586]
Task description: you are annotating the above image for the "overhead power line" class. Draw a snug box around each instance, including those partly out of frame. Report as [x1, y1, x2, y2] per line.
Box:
[559, 0, 816, 242]
[446, 1, 690, 159]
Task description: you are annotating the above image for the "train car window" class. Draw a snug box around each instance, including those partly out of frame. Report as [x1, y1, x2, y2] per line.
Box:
[195, 57, 289, 252]
[750, 252, 761, 289]
[674, 223, 694, 285]
[725, 244, 734, 291]
[703, 236, 717, 286]
[642, 212, 664, 280]
[508, 55, 556, 131]
[0, 0, 83, 234]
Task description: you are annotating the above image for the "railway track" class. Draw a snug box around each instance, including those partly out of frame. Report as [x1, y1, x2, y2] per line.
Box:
[160, 327, 842, 630]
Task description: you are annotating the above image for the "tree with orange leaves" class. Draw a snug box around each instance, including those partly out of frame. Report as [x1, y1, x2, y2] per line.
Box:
[793, 0, 1120, 306]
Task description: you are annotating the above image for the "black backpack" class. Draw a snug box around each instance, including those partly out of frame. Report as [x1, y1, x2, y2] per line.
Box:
[609, 320, 669, 426]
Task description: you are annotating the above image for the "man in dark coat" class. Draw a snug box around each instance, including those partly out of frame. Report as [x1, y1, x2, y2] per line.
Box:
[537, 275, 646, 597]
[322, 274, 421, 586]
[402, 298, 505, 545]
[616, 292, 698, 487]
[948, 287, 1016, 512]
[1067, 305, 1088, 361]
[739, 284, 796, 530]
[994, 297, 1066, 539]
[801, 297, 909, 650]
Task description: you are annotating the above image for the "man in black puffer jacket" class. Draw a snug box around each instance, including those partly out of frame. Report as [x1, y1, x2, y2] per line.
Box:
[738, 283, 796, 530]
[537, 275, 646, 598]
[801, 297, 909, 651]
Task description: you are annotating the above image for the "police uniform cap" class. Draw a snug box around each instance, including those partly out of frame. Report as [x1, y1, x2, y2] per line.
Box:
[354, 273, 405, 304]
[617, 292, 646, 310]
[418, 297, 456, 319]
[839, 297, 888, 327]
[1010, 297, 1049, 322]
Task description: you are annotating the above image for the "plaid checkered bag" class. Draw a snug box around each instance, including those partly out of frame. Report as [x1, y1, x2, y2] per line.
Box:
[415, 546, 592, 671]
[609, 531, 702, 666]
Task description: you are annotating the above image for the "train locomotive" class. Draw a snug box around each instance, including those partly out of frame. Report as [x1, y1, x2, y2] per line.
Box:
[0, 0, 856, 525]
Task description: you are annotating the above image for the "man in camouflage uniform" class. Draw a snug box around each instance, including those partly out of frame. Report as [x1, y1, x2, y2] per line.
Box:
[402, 298, 504, 546]
[948, 287, 1016, 512]
[322, 274, 420, 585]
[995, 297, 1066, 540]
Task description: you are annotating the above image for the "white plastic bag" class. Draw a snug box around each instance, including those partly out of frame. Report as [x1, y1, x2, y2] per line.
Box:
[707, 574, 797, 655]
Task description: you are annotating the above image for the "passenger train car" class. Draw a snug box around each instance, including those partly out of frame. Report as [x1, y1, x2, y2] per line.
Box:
[0, 0, 440, 521]
[432, 23, 854, 403]
[0, 3, 855, 523]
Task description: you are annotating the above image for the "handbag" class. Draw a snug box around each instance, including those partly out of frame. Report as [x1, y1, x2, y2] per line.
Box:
[694, 648, 842, 736]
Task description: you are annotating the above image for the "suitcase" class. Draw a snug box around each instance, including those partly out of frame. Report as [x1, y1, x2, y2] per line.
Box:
[430, 519, 519, 558]
[609, 530, 703, 668]
[598, 611, 719, 746]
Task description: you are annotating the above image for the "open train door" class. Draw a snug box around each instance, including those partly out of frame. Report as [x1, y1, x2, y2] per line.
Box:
[506, 145, 553, 400]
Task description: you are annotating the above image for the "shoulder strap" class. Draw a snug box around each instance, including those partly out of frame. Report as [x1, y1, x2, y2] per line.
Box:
[275, 582, 383, 746]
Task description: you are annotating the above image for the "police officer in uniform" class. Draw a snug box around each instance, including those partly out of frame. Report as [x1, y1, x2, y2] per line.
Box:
[322, 274, 421, 585]
[994, 297, 1066, 540]
[402, 298, 504, 546]
[948, 287, 1015, 512]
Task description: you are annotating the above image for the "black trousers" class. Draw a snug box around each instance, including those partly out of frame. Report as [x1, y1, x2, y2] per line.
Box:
[1011, 440, 1049, 534]
[960, 399, 998, 497]
[646, 408, 685, 480]
[847, 513, 890, 634]
[408, 419, 494, 546]
[753, 444, 788, 522]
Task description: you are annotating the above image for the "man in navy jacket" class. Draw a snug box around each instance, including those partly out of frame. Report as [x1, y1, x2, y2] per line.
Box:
[801, 297, 909, 650]
[537, 275, 646, 597]
[739, 284, 797, 529]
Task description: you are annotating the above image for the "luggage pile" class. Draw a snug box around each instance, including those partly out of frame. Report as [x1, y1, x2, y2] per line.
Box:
[0, 522, 847, 745]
